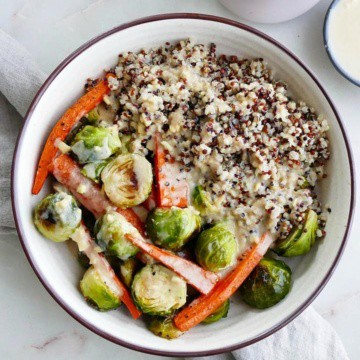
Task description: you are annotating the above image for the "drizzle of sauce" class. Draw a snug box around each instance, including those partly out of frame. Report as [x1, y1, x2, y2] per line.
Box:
[71, 226, 123, 298]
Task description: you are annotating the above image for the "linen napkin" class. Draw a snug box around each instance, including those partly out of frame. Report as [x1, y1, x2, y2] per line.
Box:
[188, 307, 348, 360]
[0, 28, 46, 233]
[0, 29, 349, 360]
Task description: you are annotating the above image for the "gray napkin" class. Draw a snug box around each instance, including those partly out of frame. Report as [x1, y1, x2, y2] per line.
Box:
[0, 28, 46, 233]
[189, 307, 348, 360]
[0, 29, 349, 360]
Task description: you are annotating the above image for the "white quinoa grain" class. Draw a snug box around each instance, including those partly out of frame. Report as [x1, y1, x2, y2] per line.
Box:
[109, 39, 329, 243]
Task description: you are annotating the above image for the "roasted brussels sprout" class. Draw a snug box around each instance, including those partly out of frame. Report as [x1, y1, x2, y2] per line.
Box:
[203, 299, 230, 324]
[77, 251, 90, 269]
[146, 316, 183, 340]
[240, 258, 291, 309]
[120, 258, 140, 288]
[101, 153, 153, 208]
[273, 209, 318, 257]
[94, 211, 139, 260]
[132, 264, 187, 316]
[146, 207, 201, 251]
[119, 134, 132, 154]
[34, 192, 82, 242]
[81, 159, 109, 183]
[195, 223, 237, 272]
[80, 266, 121, 311]
[71, 125, 121, 164]
[192, 185, 216, 216]
[87, 108, 100, 123]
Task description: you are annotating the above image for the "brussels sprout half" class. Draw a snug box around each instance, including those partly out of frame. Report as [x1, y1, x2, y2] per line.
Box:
[132, 264, 187, 316]
[34, 192, 82, 242]
[94, 211, 139, 260]
[202, 299, 230, 324]
[87, 108, 101, 123]
[195, 223, 237, 272]
[146, 316, 183, 340]
[101, 153, 153, 208]
[77, 251, 90, 269]
[240, 258, 292, 309]
[71, 125, 121, 164]
[119, 134, 132, 154]
[80, 266, 121, 311]
[81, 159, 110, 183]
[120, 258, 141, 288]
[192, 185, 216, 216]
[273, 209, 318, 257]
[146, 207, 201, 251]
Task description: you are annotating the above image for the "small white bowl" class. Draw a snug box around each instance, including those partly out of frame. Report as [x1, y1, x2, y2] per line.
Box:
[12, 14, 354, 357]
[323, 0, 360, 87]
[219, 0, 322, 23]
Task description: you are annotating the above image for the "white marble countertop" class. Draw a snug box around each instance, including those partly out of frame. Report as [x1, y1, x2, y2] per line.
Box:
[1, 0, 359, 359]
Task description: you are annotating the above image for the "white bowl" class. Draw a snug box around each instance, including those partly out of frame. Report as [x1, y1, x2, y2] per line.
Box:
[12, 14, 354, 357]
[219, 0, 321, 24]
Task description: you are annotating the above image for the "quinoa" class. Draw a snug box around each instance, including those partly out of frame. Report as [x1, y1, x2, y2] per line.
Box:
[106, 39, 330, 246]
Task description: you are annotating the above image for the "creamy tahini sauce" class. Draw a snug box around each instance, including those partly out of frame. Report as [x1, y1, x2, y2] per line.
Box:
[327, 0, 360, 82]
[71, 226, 123, 297]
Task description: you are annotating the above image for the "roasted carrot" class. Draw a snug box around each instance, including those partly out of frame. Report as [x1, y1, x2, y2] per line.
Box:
[51, 154, 145, 235]
[173, 233, 274, 331]
[73, 224, 141, 319]
[154, 134, 188, 207]
[125, 234, 218, 295]
[32, 76, 114, 195]
[51, 154, 216, 294]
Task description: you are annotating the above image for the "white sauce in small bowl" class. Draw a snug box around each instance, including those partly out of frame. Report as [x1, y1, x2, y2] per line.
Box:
[326, 0, 360, 85]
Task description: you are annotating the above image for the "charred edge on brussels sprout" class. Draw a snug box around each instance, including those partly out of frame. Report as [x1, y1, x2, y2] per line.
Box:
[34, 193, 82, 242]
[101, 154, 153, 208]
[65, 116, 93, 145]
[240, 258, 292, 309]
[77, 251, 91, 269]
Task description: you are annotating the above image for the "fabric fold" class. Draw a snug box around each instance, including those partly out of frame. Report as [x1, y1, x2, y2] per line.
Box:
[187, 307, 349, 360]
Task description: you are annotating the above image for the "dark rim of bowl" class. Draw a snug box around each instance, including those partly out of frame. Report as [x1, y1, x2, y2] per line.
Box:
[323, 0, 360, 87]
[11, 13, 355, 357]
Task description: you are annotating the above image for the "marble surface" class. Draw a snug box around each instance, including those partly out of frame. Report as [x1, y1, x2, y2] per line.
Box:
[1, 0, 359, 359]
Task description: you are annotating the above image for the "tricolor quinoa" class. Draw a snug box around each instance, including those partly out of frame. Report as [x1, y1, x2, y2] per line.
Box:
[104, 38, 329, 249]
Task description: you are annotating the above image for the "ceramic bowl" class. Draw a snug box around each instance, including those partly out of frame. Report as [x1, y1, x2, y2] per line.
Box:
[12, 14, 354, 357]
[219, 0, 321, 24]
[323, 0, 360, 87]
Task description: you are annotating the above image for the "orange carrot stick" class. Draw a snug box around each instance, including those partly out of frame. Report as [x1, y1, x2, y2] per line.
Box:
[51, 154, 145, 235]
[173, 233, 274, 331]
[74, 224, 141, 319]
[32, 76, 114, 195]
[125, 234, 218, 295]
[51, 155, 216, 294]
[154, 134, 188, 207]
